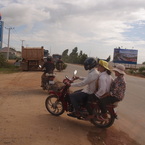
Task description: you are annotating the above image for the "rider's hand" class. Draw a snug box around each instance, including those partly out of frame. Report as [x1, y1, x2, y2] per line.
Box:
[63, 79, 71, 86]
[73, 76, 79, 80]
[65, 81, 71, 87]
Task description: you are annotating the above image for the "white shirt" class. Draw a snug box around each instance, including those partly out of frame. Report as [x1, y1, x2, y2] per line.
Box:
[71, 68, 99, 94]
[95, 71, 113, 98]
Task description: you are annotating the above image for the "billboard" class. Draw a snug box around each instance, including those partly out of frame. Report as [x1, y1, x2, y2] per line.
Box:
[113, 48, 138, 64]
[0, 21, 4, 49]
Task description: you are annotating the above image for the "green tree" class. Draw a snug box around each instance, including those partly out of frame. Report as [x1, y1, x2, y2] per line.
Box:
[69, 47, 78, 63]
[62, 49, 69, 62]
[78, 50, 88, 64]
[0, 53, 7, 67]
[138, 67, 145, 75]
[106, 55, 111, 62]
[61, 47, 88, 64]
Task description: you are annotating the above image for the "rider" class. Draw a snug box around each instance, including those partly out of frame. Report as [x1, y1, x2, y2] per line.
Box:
[97, 64, 126, 121]
[86, 60, 113, 120]
[67, 57, 99, 117]
[41, 56, 55, 88]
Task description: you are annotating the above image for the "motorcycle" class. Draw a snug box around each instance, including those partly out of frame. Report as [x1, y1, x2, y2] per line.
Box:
[42, 73, 56, 91]
[45, 70, 118, 128]
[39, 65, 56, 92]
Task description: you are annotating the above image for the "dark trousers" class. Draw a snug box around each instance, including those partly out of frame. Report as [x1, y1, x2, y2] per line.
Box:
[70, 90, 89, 112]
[99, 96, 120, 114]
[86, 94, 99, 115]
[41, 73, 46, 86]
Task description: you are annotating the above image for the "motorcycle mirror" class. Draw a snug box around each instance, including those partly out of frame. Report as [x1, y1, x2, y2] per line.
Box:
[65, 75, 69, 79]
[74, 70, 77, 76]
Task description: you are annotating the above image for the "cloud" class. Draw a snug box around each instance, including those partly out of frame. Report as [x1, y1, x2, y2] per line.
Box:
[1, 0, 145, 63]
[1, 3, 50, 27]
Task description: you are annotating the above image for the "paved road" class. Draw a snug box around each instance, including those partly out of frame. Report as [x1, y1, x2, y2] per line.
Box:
[62, 64, 145, 145]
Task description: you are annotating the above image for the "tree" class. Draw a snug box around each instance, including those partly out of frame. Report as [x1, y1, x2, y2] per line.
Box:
[106, 55, 111, 62]
[61, 47, 88, 64]
[69, 47, 78, 63]
[62, 49, 69, 62]
[0, 53, 7, 67]
[78, 50, 88, 64]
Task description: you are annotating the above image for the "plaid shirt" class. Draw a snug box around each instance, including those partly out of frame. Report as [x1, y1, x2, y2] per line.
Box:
[110, 75, 126, 101]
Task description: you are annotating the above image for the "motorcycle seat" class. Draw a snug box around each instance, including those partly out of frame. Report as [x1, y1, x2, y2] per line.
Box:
[45, 73, 56, 77]
[112, 101, 119, 107]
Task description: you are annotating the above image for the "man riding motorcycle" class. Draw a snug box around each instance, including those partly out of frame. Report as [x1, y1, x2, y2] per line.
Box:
[41, 57, 55, 88]
[67, 57, 99, 117]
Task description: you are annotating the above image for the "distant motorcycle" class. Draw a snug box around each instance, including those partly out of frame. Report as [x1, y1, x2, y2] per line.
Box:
[42, 73, 56, 91]
[45, 70, 118, 128]
[39, 65, 56, 92]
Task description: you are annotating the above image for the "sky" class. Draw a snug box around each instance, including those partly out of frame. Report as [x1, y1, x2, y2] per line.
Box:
[0, 0, 145, 64]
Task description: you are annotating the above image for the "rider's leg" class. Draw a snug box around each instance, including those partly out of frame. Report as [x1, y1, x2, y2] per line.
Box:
[100, 96, 119, 114]
[41, 73, 45, 87]
[68, 91, 88, 117]
[70, 91, 87, 111]
[85, 94, 98, 120]
[86, 94, 96, 115]
[98, 96, 119, 120]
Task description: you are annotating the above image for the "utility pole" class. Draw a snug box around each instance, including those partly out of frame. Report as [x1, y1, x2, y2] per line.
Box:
[5, 27, 14, 60]
[21, 40, 25, 47]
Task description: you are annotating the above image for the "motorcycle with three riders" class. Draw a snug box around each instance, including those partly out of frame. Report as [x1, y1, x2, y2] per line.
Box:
[45, 70, 118, 128]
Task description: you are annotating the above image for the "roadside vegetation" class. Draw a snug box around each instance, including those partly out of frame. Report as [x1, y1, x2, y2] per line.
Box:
[1, 48, 145, 77]
[127, 67, 145, 77]
[0, 53, 20, 73]
[62, 47, 88, 64]
[61, 47, 145, 78]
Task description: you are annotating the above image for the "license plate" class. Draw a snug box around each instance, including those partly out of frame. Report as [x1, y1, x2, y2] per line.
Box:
[49, 81, 54, 84]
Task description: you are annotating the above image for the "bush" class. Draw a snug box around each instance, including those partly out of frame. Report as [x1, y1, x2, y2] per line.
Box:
[0, 53, 7, 67]
[128, 69, 136, 74]
[138, 67, 145, 75]
[0, 54, 20, 73]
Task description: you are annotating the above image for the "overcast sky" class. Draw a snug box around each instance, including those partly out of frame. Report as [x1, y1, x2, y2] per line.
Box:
[1, 0, 145, 63]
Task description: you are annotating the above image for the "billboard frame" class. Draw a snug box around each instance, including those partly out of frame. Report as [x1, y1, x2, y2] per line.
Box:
[113, 48, 138, 64]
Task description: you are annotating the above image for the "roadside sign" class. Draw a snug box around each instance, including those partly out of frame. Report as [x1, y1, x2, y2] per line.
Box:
[113, 48, 138, 64]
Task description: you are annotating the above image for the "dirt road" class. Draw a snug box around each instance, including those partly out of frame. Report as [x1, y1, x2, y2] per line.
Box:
[0, 71, 140, 145]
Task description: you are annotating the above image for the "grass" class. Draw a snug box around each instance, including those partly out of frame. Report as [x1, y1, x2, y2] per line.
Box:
[0, 65, 21, 74]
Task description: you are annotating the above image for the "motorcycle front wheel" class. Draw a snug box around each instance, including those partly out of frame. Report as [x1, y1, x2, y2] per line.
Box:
[90, 108, 115, 128]
[45, 95, 64, 116]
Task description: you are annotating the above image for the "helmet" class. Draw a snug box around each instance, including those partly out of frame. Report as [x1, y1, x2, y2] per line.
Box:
[84, 57, 97, 70]
[47, 56, 52, 61]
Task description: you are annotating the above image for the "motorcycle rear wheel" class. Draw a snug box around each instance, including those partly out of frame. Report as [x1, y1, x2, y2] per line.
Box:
[90, 109, 115, 128]
[45, 95, 64, 116]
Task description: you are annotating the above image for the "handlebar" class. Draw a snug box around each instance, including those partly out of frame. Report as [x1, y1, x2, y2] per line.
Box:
[63, 70, 78, 86]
